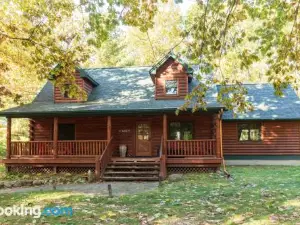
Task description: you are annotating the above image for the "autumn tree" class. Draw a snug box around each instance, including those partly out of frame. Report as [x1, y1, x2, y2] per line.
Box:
[179, 0, 300, 114]
[0, 0, 162, 106]
[90, 1, 184, 67]
[1, 0, 300, 116]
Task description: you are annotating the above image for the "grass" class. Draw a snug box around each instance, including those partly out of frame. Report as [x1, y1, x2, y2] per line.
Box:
[0, 137, 5, 158]
[0, 166, 300, 224]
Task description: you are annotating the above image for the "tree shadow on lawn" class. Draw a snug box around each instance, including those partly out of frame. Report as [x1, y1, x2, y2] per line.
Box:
[0, 166, 299, 224]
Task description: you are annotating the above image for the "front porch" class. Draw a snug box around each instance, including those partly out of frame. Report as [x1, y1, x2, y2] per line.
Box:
[2, 113, 223, 180]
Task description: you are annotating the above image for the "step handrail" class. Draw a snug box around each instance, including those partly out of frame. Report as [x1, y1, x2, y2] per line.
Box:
[95, 137, 113, 180]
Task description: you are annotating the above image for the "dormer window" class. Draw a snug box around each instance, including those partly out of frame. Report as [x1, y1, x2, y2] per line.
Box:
[63, 84, 71, 98]
[149, 52, 193, 100]
[52, 67, 99, 103]
[165, 80, 178, 95]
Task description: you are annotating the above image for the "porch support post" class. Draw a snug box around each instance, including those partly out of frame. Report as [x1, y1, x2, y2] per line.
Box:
[53, 117, 58, 158]
[163, 114, 167, 154]
[107, 116, 111, 141]
[215, 113, 222, 158]
[6, 117, 11, 159]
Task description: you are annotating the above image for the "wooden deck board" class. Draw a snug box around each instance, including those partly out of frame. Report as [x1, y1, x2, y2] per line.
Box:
[167, 157, 222, 165]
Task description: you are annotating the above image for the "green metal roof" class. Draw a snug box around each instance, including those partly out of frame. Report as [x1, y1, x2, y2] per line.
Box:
[219, 84, 300, 120]
[48, 65, 99, 86]
[0, 66, 222, 117]
[0, 66, 299, 120]
[77, 68, 99, 86]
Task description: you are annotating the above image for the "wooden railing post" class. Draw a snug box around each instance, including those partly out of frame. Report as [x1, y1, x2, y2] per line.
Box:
[215, 113, 221, 158]
[107, 116, 111, 141]
[163, 114, 167, 154]
[6, 117, 11, 159]
[95, 160, 100, 180]
[53, 117, 58, 158]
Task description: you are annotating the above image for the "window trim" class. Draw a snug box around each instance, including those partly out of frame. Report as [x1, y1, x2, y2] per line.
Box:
[237, 122, 262, 143]
[164, 79, 179, 96]
[168, 121, 194, 140]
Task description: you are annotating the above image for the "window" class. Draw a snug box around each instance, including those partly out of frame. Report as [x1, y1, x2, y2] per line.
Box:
[58, 124, 75, 140]
[165, 80, 178, 95]
[238, 123, 261, 141]
[63, 84, 71, 98]
[137, 123, 151, 141]
[169, 122, 193, 140]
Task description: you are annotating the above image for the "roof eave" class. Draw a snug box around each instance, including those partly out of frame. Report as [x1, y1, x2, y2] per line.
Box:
[0, 107, 224, 118]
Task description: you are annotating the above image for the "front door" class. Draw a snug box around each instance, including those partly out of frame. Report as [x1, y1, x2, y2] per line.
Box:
[136, 123, 152, 156]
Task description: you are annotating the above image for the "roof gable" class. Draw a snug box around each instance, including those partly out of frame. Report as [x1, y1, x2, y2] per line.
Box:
[149, 51, 194, 77]
[48, 65, 99, 87]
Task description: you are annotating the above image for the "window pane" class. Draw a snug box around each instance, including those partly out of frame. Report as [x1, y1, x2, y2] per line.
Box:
[239, 129, 249, 141]
[63, 84, 71, 98]
[181, 123, 193, 140]
[250, 129, 260, 141]
[169, 122, 193, 140]
[58, 124, 75, 140]
[137, 124, 150, 140]
[169, 122, 181, 140]
[165, 80, 178, 95]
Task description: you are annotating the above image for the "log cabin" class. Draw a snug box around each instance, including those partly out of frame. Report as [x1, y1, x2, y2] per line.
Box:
[0, 52, 300, 181]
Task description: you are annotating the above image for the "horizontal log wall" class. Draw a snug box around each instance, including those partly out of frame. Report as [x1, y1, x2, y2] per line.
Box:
[54, 71, 94, 103]
[32, 118, 53, 140]
[29, 114, 213, 157]
[155, 58, 188, 100]
[30, 117, 107, 141]
[223, 121, 300, 155]
[83, 78, 93, 95]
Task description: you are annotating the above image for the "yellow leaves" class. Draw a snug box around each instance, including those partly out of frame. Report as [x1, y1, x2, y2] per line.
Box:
[99, 210, 117, 222]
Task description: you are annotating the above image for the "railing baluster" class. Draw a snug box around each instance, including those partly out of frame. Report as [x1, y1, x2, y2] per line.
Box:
[192, 141, 194, 156]
[163, 139, 217, 157]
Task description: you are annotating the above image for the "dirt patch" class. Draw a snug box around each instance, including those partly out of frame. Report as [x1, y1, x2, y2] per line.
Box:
[0, 181, 159, 196]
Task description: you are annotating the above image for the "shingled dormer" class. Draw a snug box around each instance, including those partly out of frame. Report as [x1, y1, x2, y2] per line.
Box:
[149, 52, 193, 100]
[54, 68, 99, 103]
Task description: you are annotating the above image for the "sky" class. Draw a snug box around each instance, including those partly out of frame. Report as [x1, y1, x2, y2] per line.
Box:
[178, 0, 197, 15]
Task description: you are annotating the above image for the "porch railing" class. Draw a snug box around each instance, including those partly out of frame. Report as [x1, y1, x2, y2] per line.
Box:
[11, 141, 54, 156]
[10, 140, 108, 157]
[57, 140, 108, 156]
[166, 139, 216, 157]
[95, 137, 114, 180]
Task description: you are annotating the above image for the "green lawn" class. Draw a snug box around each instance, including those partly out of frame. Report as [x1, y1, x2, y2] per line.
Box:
[0, 141, 5, 158]
[0, 166, 300, 224]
